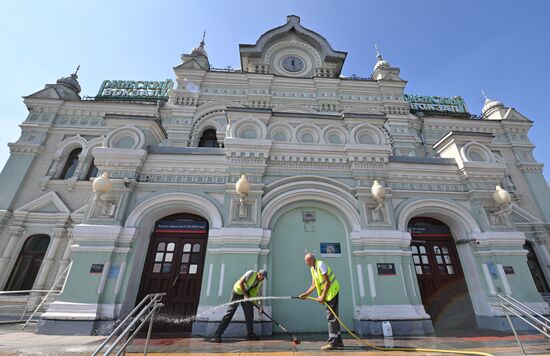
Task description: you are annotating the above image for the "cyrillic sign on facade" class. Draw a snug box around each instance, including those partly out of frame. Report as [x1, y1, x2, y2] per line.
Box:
[96, 79, 174, 100]
[404, 94, 468, 114]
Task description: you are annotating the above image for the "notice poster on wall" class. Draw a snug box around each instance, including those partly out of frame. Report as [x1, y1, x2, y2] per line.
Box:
[90, 264, 104, 274]
[377, 263, 396, 275]
[108, 265, 120, 279]
[320, 242, 341, 257]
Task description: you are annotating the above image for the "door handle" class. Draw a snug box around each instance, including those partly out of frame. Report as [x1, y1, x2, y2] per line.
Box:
[171, 275, 179, 289]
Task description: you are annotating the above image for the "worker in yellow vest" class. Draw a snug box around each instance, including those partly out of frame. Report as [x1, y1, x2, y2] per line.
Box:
[212, 269, 268, 342]
[299, 253, 343, 350]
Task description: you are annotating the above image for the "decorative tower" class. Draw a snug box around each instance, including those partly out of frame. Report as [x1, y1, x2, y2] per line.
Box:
[481, 91, 508, 120]
[56, 65, 82, 96]
[180, 31, 210, 71]
[372, 45, 401, 80]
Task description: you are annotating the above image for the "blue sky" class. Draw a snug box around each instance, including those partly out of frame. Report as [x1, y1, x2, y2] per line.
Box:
[1, 1, 549, 181]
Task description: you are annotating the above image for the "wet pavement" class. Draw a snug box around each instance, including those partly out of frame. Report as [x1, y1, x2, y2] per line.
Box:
[0, 324, 549, 355]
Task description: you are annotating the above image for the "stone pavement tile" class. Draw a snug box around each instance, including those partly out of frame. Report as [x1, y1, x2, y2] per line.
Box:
[1, 329, 550, 355]
[122, 334, 549, 356]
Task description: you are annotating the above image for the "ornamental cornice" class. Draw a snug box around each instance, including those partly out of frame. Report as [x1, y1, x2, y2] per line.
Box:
[269, 155, 348, 164]
[267, 161, 349, 170]
[8, 142, 45, 156]
[63, 100, 159, 115]
[386, 173, 459, 183]
[134, 173, 228, 184]
[141, 166, 227, 175]
[517, 162, 544, 173]
[92, 147, 147, 173]
[349, 163, 386, 171]
[387, 181, 468, 192]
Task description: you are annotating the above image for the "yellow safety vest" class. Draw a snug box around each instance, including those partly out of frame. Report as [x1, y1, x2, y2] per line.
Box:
[233, 271, 262, 297]
[311, 260, 340, 302]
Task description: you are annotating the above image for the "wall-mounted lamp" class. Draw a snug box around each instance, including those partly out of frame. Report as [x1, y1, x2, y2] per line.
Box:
[491, 184, 512, 225]
[493, 185, 511, 207]
[92, 172, 112, 200]
[371, 180, 386, 210]
[236, 174, 250, 218]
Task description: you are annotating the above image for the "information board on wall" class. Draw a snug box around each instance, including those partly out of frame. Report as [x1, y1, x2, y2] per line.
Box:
[155, 220, 207, 233]
[320, 242, 341, 257]
[377, 263, 396, 275]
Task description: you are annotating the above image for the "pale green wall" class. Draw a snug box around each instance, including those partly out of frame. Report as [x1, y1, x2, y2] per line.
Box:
[0, 154, 35, 210]
[269, 206, 353, 332]
[523, 172, 550, 221]
[59, 250, 113, 303]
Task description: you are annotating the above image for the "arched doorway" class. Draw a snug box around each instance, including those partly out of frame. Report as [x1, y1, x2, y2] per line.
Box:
[408, 217, 476, 329]
[5, 234, 50, 291]
[270, 207, 354, 332]
[524, 242, 550, 294]
[136, 214, 209, 333]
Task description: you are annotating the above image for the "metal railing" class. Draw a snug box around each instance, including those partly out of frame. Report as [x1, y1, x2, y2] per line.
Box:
[495, 294, 550, 355]
[0, 290, 60, 325]
[92, 293, 165, 356]
[0, 262, 71, 329]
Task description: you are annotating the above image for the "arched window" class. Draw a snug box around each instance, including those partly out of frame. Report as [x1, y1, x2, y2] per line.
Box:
[5, 235, 50, 291]
[85, 159, 99, 180]
[198, 129, 219, 148]
[524, 242, 550, 293]
[59, 147, 82, 179]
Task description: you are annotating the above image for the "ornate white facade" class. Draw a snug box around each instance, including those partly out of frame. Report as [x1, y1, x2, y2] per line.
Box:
[1, 15, 550, 336]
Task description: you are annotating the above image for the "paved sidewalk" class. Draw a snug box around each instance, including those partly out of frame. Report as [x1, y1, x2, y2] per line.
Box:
[0, 326, 549, 355]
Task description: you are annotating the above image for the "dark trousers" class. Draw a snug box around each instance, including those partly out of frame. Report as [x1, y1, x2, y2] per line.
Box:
[215, 291, 254, 336]
[326, 293, 342, 345]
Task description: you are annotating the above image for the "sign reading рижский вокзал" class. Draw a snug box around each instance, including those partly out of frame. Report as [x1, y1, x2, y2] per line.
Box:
[96, 79, 174, 100]
[404, 94, 468, 114]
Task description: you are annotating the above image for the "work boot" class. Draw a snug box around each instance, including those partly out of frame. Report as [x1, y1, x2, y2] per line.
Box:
[335, 337, 344, 348]
[211, 334, 222, 343]
[247, 332, 260, 340]
[321, 344, 336, 350]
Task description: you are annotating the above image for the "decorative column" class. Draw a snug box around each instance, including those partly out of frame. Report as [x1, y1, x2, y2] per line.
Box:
[0, 225, 26, 288]
[55, 228, 74, 281]
[33, 227, 65, 290]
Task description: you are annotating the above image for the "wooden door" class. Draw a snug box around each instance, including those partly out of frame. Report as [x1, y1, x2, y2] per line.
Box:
[409, 218, 476, 329]
[136, 215, 208, 333]
[524, 242, 550, 293]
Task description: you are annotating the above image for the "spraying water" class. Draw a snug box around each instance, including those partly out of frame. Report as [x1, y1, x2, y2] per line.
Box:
[154, 296, 294, 327]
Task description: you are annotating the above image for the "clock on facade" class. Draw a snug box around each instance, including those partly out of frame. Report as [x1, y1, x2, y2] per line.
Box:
[281, 55, 304, 72]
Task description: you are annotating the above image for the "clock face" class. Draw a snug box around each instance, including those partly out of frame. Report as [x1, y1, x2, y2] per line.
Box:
[281, 55, 304, 72]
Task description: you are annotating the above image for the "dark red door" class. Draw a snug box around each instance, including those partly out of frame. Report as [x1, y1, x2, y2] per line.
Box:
[137, 214, 208, 333]
[409, 217, 476, 329]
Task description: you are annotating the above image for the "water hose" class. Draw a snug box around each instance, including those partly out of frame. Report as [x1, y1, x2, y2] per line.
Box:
[297, 296, 494, 356]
